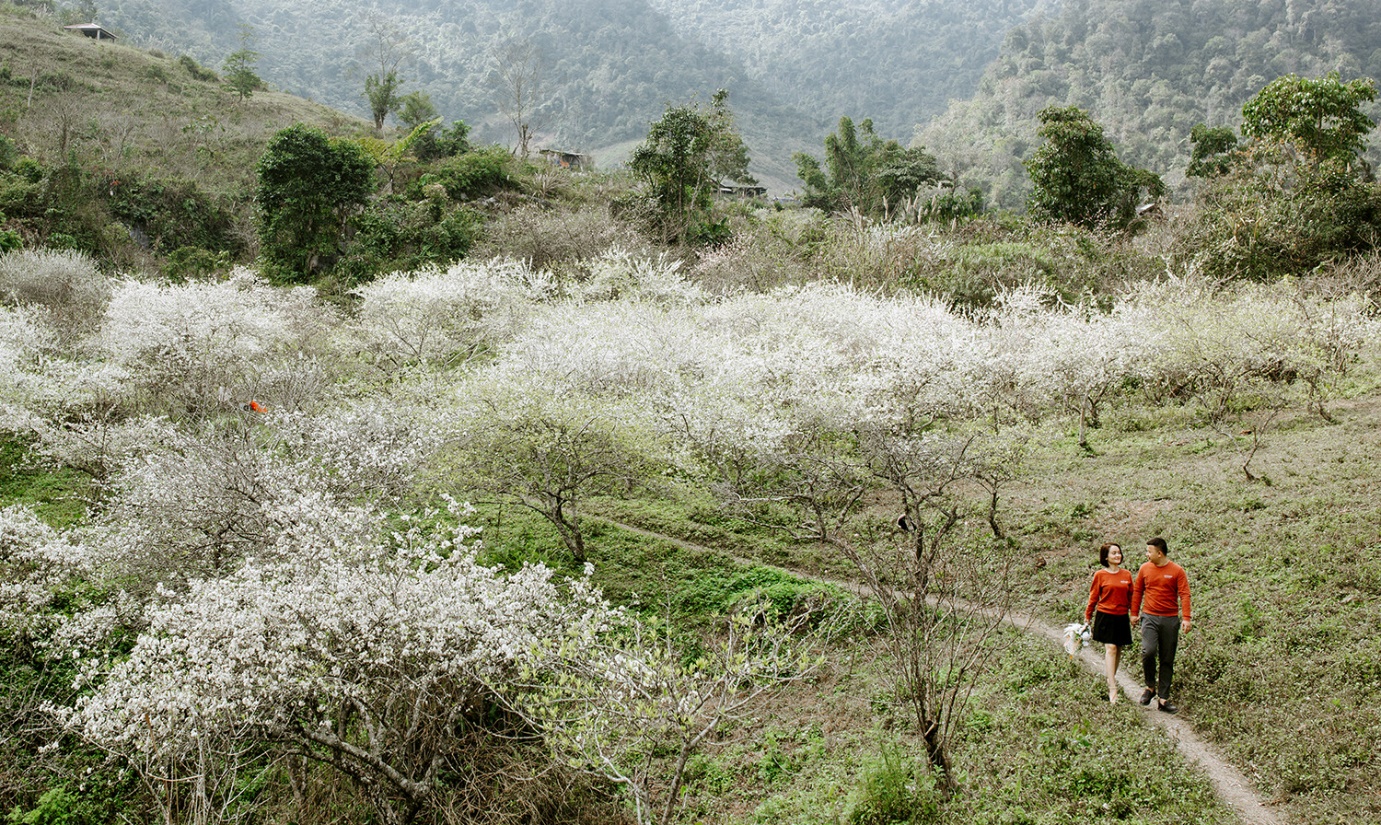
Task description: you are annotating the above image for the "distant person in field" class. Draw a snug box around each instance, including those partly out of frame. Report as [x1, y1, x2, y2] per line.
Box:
[1085, 542, 1133, 704]
[1130, 536, 1192, 714]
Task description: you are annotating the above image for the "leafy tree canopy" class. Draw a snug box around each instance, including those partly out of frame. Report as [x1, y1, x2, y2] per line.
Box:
[629, 89, 753, 242]
[1187, 123, 1239, 179]
[1025, 105, 1163, 230]
[1240, 72, 1377, 169]
[794, 116, 940, 217]
[222, 25, 262, 101]
[255, 123, 376, 279]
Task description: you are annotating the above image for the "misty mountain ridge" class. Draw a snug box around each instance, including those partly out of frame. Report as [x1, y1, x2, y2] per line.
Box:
[73, 0, 1381, 199]
[87, 0, 1043, 192]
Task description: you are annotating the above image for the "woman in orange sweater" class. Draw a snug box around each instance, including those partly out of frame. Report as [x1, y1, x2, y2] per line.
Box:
[1086, 542, 1134, 703]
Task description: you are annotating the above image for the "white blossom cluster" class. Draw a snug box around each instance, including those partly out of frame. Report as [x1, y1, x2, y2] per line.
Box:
[67, 511, 622, 772]
[350, 257, 556, 369]
[0, 504, 91, 634]
[88, 428, 381, 587]
[270, 402, 443, 504]
[98, 268, 329, 413]
[466, 273, 1376, 464]
[575, 246, 705, 305]
[0, 304, 52, 430]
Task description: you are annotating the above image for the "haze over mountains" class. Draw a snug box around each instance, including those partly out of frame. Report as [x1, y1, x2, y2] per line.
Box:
[87, 0, 1381, 199]
[89, 0, 1044, 190]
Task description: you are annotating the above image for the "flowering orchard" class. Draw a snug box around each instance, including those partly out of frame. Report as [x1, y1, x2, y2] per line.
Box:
[0, 246, 1375, 823]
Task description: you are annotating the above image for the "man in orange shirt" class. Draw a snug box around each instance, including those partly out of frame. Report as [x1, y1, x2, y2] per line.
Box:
[1130, 536, 1192, 714]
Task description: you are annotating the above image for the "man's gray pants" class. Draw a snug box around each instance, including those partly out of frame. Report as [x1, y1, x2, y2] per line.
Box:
[1141, 614, 1181, 700]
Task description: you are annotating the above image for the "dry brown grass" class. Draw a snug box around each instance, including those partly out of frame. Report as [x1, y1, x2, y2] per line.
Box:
[0, 10, 369, 194]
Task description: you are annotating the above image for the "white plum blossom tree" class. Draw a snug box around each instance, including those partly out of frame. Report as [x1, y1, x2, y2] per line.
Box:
[515, 609, 820, 825]
[349, 258, 556, 372]
[66, 508, 623, 825]
[98, 269, 331, 418]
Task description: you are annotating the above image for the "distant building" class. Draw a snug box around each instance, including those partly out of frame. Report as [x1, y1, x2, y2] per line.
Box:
[538, 149, 591, 170]
[718, 183, 768, 199]
[64, 23, 118, 41]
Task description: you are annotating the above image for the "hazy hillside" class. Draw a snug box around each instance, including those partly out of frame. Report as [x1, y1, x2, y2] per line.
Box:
[918, 0, 1381, 208]
[0, 10, 367, 186]
[85, 0, 799, 189]
[81, 0, 1044, 191]
[643, 0, 1045, 141]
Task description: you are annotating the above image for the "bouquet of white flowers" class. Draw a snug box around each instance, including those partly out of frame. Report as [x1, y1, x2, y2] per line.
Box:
[1062, 622, 1091, 656]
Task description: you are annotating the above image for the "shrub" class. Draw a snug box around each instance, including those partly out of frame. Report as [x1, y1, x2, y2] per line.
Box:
[336, 198, 481, 284]
[100, 174, 240, 255]
[176, 54, 218, 82]
[1174, 164, 1381, 280]
[0, 249, 109, 341]
[845, 744, 942, 825]
[688, 215, 815, 294]
[159, 246, 231, 282]
[471, 203, 651, 280]
[417, 146, 517, 201]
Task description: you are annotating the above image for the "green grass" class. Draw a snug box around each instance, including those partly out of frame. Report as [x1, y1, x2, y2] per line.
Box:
[0, 437, 88, 526]
[451, 383, 1381, 823]
[659, 630, 1238, 825]
[990, 391, 1381, 824]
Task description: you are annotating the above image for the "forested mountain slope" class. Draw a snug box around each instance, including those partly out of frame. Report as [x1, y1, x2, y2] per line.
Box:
[92, 0, 810, 188]
[84, 0, 1040, 190]
[642, 0, 1044, 141]
[919, 0, 1381, 207]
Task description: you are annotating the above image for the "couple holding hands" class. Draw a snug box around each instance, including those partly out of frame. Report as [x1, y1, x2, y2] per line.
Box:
[1085, 538, 1192, 713]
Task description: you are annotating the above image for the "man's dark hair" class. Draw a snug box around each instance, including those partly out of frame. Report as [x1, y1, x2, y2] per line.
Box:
[1147, 537, 1169, 555]
[1099, 543, 1121, 567]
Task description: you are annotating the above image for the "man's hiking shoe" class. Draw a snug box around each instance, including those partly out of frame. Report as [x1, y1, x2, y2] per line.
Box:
[1139, 688, 1156, 705]
[1157, 701, 1178, 714]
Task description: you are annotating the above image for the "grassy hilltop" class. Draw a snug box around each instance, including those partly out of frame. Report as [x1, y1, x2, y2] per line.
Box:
[0, 9, 365, 188]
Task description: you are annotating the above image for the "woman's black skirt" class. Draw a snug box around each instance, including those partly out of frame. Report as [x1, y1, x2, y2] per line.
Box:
[1092, 610, 1133, 646]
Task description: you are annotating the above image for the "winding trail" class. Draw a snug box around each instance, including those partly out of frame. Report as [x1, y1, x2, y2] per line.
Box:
[588, 514, 1285, 825]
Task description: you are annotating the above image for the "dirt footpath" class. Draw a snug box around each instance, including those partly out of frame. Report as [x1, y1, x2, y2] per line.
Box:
[592, 514, 1286, 825]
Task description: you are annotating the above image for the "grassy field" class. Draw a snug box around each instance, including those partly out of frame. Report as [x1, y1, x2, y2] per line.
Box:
[488, 364, 1381, 824]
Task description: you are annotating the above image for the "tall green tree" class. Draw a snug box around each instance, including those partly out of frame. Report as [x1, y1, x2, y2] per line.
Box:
[1240, 72, 1377, 171]
[628, 90, 753, 243]
[794, 117, 940, 217]
[222, 25, 261, 101]
[397, 91, 438, 130]
[1177, 73, 1381, 280]
[255, 124, 376, 279]
[361, 12, 409, 130]
[365, 72, 401, 131]
[1024, 105, 1161, 229]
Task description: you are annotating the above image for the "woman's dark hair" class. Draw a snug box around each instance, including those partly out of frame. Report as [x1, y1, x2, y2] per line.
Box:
[1148, 536, 1169, 555]
[1099, 543, 1122, 567]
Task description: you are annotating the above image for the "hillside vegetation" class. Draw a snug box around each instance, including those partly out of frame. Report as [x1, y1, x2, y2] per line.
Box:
[920, 0, 1381, 206]
[83, 0, 1046, 190]
[2, 230, 1379, 824]
[0, 6, 371, 270]
[4, 2, 1381, 823]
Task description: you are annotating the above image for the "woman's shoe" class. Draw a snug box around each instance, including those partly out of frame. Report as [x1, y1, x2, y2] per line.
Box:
[1108, 688, 1119, 704]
